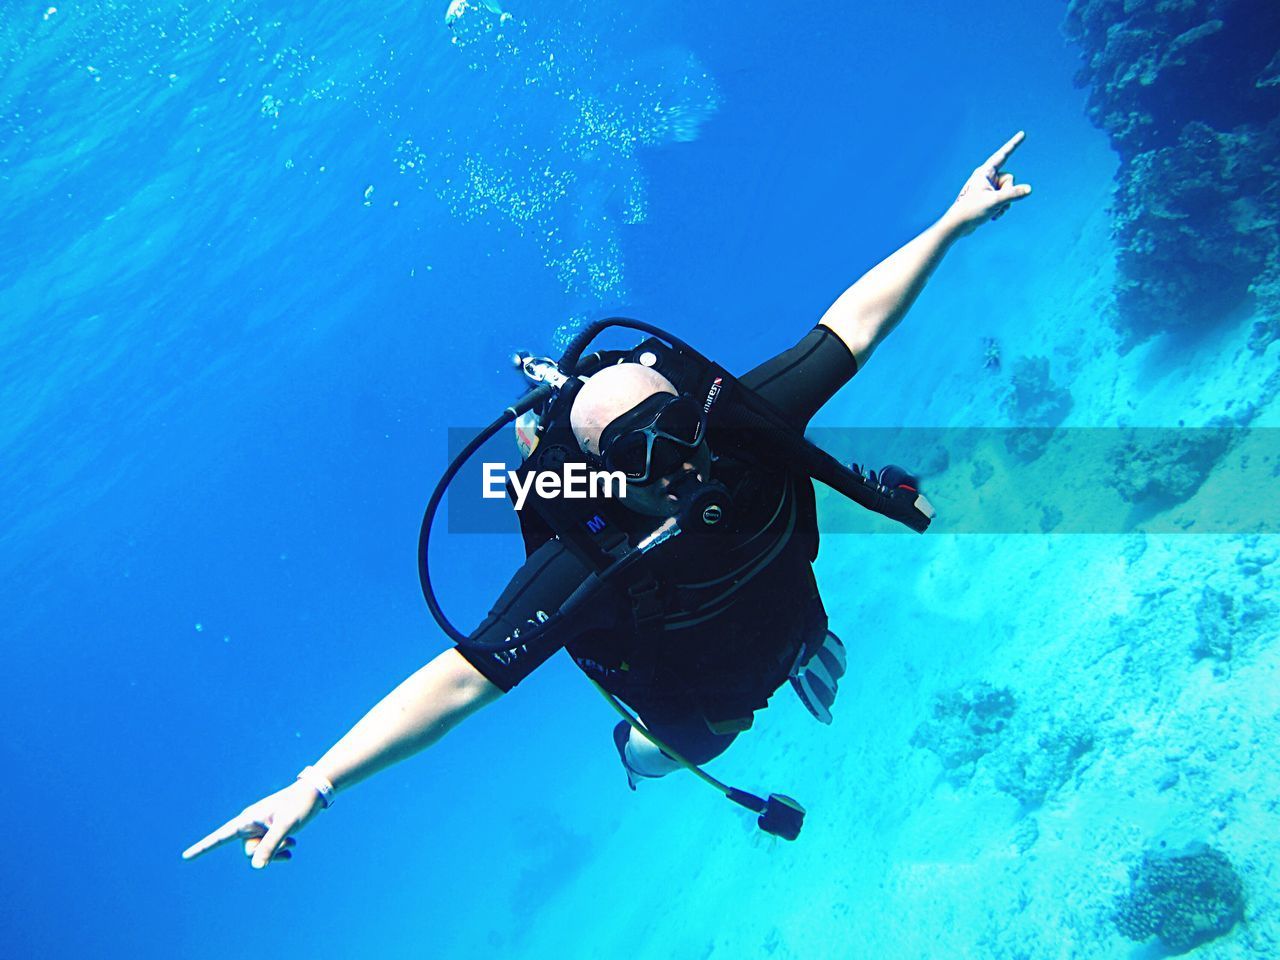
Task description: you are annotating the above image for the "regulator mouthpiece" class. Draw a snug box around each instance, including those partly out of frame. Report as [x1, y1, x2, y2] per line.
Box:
[673, 477, 731, 531]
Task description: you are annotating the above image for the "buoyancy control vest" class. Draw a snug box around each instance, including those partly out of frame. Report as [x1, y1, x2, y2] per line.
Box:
[418, 317, 933, 657]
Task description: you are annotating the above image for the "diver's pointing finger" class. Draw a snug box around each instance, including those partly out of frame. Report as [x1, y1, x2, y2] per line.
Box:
[182, 819, 242, 860]
[251, 821, 291, 870]
[985, 131, 1025, 171]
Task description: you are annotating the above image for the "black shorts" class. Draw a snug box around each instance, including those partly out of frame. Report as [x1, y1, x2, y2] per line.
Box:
[461, 539, 743, 762]
[462, 538, 829, 763]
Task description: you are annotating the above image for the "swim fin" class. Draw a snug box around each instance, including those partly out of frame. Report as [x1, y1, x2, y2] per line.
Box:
[789, 630, 846, 724]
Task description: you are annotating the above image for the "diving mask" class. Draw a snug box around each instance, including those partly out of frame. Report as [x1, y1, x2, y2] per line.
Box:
[595, 393, 707, 484]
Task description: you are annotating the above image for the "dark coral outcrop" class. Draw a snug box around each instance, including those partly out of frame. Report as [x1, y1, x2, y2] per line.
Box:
[1113, 842, 1245, 953]
[1062, 0, 1280, 347]
[1002, 355, 1074, 461]
[989, 716, 1094, 808]
[910, 682, 1017, 784]
[911, 683, 1096, 807]
[1105, 422, 1233, 507]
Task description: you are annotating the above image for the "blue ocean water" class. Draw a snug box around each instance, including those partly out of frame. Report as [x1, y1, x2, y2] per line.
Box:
[3, 1, 1276, 958]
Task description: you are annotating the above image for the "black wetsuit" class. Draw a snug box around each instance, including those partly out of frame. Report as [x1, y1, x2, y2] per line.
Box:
[457, 326, 858, 762]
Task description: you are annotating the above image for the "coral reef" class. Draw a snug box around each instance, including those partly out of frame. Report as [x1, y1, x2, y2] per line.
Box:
[914, 446, 951, 479]
[1234, 536, 1278, 577]
[970, 458, 994, 489]
[1005, 356, 1074, 425]
[988, 716, 1094, 808]
[1193, 585, 1237, 662]
[1013, 816, 1040, 854]
[1039, 505, 1064, 533]
[1106, 423, 1233, 507]
[1192, 580, 1275, 668]
[913, 683, 1096, 808]
[1247, 268, 1280, 350]
[1062, 0, 1280, 347]
[982, 336, 1002, 372]
[1113, 842, 1245, 953]
[910, 682, 1017, 784]
[1003, 356, 1073, 461]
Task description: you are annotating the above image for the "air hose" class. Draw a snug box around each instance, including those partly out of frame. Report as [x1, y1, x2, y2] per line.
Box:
[592, 681, 807, 841]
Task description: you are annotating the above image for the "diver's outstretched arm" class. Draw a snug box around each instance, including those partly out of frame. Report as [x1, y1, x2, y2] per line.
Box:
[819, 130, 1033, 369]
[181, 648, 502, 869]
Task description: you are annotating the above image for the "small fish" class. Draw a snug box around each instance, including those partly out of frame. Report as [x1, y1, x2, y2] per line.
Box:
[444, 0, 504, 27]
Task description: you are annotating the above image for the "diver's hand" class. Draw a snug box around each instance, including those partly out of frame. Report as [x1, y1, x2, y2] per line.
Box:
[181, 780, 323, 869]
[943, 131, 1033, 238]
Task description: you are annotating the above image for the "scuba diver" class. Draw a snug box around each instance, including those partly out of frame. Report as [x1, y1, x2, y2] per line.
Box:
[183, 132, 1032, 866]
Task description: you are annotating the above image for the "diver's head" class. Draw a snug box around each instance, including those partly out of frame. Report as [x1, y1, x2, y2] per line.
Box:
[569, 363, 713, 517]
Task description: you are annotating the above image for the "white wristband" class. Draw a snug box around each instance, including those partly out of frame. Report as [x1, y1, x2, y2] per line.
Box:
[296, 765, 336, 808]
